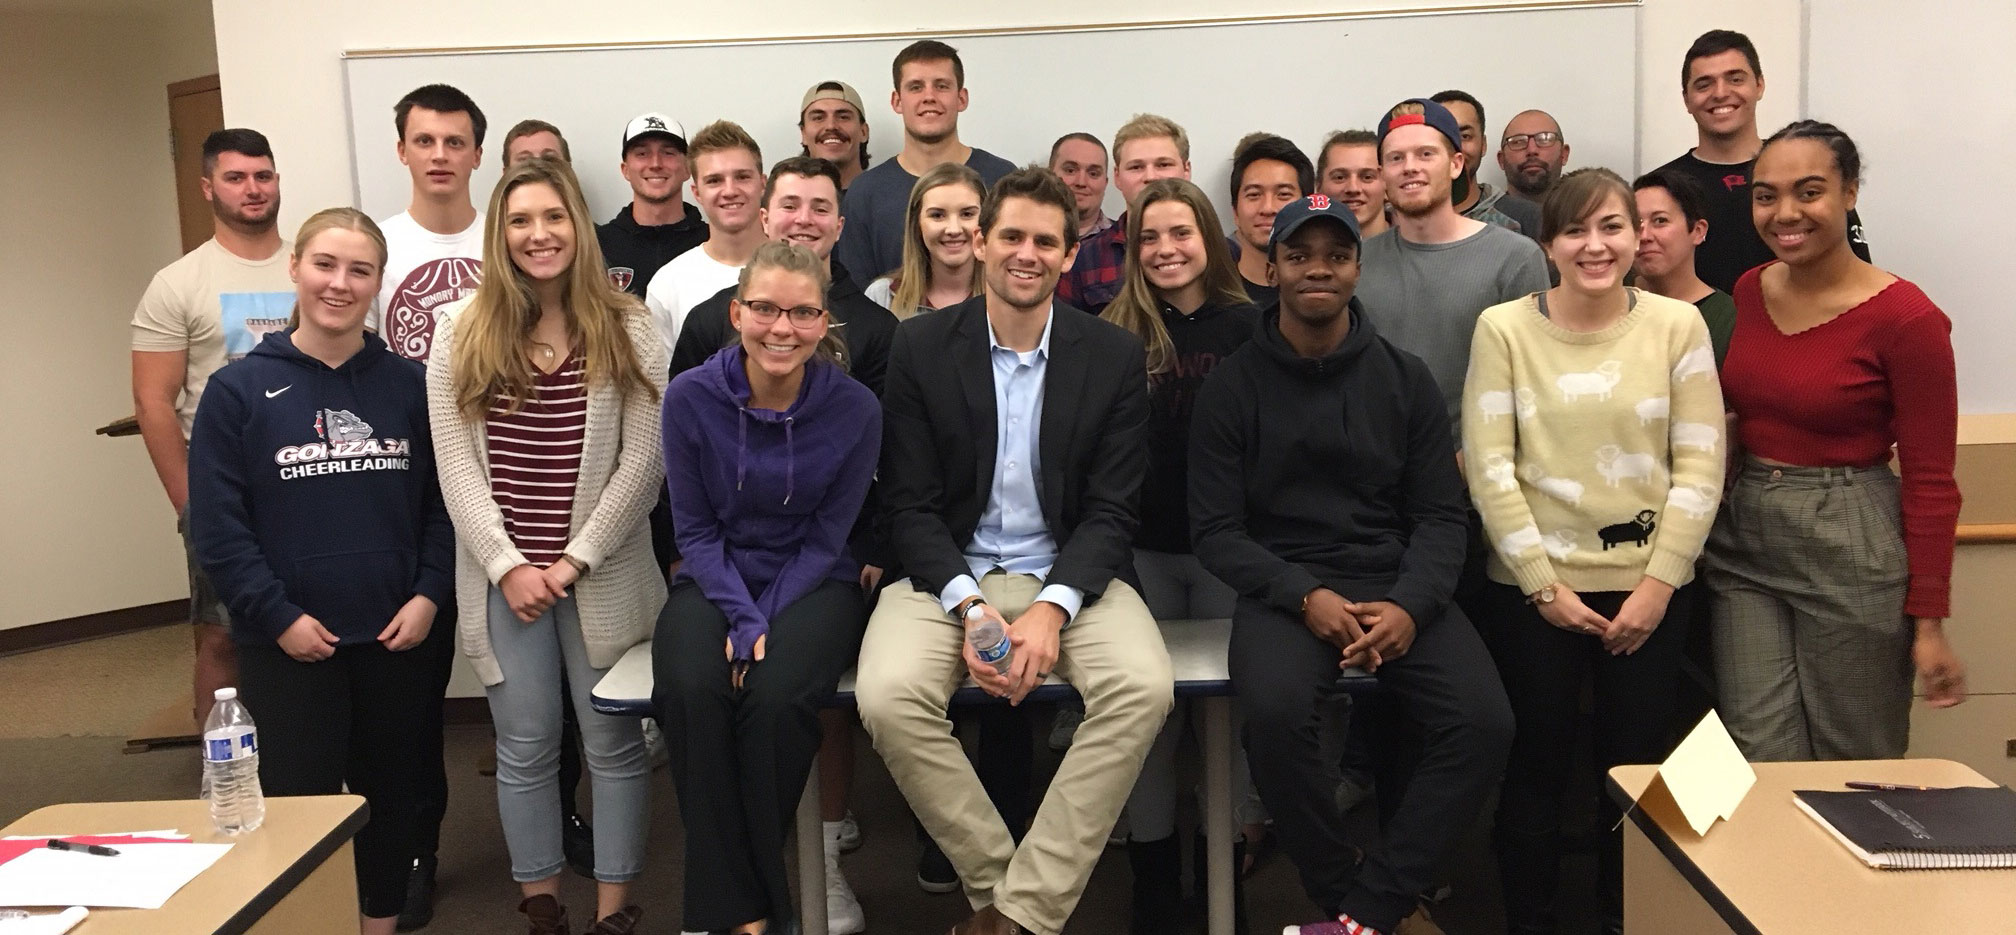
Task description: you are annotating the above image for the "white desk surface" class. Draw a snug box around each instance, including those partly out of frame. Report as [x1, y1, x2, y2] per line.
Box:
[593, 617, 1375, 714]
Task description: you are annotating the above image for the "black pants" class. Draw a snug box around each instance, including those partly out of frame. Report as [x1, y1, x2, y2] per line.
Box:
[410, 604, 454, 861]
[1233, 596, 1512, 934]
[237, 632, 448, 918]
[1477, 583, 1693, 935]
[652, 579, 867, 932]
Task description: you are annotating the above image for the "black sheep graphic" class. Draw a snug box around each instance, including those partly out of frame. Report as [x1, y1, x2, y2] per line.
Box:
[1599, 510, 1657, 549]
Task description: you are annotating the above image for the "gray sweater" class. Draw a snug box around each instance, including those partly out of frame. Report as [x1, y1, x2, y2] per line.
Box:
[1355, 224, 1550, 443]
[835, 147, 1016, 289]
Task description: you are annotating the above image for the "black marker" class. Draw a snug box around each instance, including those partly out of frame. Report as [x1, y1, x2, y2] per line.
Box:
[45, 839, 120, 857]
[1845, 781, 1944, 792]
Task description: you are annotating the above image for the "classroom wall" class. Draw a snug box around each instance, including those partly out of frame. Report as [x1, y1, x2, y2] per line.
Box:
[203, 0, 1799, 690]
[0, 0, 220, 630]
[212, 0, 1803, 236]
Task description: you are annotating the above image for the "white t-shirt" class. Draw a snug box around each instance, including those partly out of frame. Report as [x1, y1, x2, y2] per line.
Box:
[642, 246, 741, 358]
[130, 238, 296, 438]
[372, 211, 484, 363]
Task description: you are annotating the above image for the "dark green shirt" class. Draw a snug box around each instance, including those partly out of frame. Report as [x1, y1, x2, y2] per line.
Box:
[1694, 289, 1736, 367]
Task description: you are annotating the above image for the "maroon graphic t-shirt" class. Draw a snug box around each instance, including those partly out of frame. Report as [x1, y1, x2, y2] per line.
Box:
[372, 212, 484, 362]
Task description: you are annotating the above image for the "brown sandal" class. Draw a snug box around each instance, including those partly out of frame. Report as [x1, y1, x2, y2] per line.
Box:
[519, 894, 570, 935]
[589, 905, 644, 934]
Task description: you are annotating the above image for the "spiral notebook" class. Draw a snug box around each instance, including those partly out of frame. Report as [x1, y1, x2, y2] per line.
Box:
[1794, 786, 2016, 870]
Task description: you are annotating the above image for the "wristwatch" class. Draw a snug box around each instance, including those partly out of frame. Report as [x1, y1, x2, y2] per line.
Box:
[1527, 585, 1558, 606]
[953, 596, 988, 623]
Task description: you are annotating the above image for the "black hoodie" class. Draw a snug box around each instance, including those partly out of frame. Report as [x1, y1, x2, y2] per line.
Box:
[1188, 302, 1469, 625]
[188, 330, 455, 645]
[1137, 299, 1258, 553]
[596, 202, 709, 299]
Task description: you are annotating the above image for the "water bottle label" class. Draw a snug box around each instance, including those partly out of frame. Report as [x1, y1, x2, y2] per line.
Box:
[204, 731, 257, 762]
[974, 640, 1010, 666]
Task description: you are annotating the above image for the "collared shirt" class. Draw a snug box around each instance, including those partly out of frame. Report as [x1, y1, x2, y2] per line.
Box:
[1056, 214, 1127, 312]
[936, 308, 1086, 621]
[1079, 211, 1114, 242]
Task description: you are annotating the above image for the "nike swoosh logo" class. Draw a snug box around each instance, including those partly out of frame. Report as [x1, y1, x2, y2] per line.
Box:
[265, 385, 292, 398]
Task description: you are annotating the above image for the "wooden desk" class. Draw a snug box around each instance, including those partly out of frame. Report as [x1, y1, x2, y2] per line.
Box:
[2, 795, 367, 935]
[1607, 759, 2014, 934]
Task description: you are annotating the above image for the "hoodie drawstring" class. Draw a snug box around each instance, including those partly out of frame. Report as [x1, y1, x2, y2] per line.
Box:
[734, 403, 796, 507]
[783, 417, 795, 507]
[736, 409, 749, 492]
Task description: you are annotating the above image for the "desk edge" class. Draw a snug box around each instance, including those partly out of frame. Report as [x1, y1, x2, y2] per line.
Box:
[1603, 774, 1763, 935]
[214, 796, 371, 935]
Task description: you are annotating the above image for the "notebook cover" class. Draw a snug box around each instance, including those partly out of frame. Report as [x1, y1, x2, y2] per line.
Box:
[1793, 787, 2016, 855]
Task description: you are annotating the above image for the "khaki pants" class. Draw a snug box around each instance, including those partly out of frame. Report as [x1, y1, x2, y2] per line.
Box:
[856, 573, 1172, 935]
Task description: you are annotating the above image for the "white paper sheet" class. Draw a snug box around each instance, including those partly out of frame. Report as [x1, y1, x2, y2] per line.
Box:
[0, 843, 231, 909]
[0, 906, 88, 934]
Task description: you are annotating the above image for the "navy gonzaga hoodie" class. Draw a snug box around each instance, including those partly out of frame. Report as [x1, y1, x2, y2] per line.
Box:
[663, 345, 881, 660]
[189, 330, 454, 645]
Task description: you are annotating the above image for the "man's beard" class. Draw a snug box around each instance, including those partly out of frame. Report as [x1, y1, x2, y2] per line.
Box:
[215, 199, 278, 235]
[1509, 165, 1554, 197]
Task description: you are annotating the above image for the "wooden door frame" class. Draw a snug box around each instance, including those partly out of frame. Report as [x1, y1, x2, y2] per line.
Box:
[168, 74, 219, 99]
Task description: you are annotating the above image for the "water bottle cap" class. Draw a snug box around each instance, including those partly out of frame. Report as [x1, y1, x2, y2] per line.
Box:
[214, 687, 237, 701]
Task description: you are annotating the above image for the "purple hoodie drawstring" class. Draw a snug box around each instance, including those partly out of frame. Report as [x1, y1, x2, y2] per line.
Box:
[783, 416, 795, 506]
[733, 404, 796, 506]
[735, 409, 749, 492]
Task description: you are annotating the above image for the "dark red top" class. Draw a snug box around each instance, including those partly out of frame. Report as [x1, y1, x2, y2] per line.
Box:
[1723, 265, 1960, 617]
[486, 353, 587, 567]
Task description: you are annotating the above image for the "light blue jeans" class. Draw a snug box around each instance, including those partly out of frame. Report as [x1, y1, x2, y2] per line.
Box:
[485, 588, 649, 883]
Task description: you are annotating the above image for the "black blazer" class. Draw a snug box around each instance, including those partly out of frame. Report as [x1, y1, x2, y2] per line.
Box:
[882, 296, 1149, 603]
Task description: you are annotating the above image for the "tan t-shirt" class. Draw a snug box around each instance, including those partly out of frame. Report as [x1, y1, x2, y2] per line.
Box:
[130, 238, 296, 438]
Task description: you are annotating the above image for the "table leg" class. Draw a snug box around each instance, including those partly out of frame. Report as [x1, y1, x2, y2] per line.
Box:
[1203, 696, 1235, 935]
[798, 770, 827, 934]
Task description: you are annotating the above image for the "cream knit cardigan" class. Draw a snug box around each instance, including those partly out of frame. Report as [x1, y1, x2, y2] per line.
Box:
[426, 300, 669, 686]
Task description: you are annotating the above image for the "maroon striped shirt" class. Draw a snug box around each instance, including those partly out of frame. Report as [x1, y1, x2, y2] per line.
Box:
[486, 353, 586, 567]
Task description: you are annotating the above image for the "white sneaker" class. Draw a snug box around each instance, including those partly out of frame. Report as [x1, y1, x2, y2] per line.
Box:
[823, 837, 866, 935]
[825, 811, 864, 853]
[642, 718, 669, 770]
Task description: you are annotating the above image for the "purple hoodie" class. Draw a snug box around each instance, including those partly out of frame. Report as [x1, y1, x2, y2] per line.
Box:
[662, 345, 882, 659]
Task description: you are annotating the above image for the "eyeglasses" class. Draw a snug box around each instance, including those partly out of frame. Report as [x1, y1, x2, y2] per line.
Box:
[739, 299, 827, 327]
[1501, 131, 1564, 152]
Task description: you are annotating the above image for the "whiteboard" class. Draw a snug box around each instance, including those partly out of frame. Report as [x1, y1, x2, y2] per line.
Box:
[1807, 0, 2008, 413]
[342, 3, 1638, 232]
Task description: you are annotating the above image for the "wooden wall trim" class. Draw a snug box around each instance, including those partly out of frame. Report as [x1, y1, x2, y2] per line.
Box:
[1957, 524, 2016, 545]
[0, 600, 184, 657]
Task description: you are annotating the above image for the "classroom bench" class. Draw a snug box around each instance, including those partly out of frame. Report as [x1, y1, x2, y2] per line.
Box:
[591, 617, 1377, 935]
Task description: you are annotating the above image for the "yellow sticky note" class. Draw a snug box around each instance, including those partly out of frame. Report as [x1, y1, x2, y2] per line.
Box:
[1648, 709, 1757, 836]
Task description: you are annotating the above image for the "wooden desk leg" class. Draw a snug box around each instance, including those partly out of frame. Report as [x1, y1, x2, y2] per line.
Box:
[798, 769, 827, 934]
[1622, 814, 1734, 934]
[246, 840, 357, 934]
[1202, 696, 1235, 935]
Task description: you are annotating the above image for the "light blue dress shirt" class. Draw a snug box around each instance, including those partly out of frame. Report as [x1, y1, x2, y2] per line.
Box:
[937, 309, 1086, 622]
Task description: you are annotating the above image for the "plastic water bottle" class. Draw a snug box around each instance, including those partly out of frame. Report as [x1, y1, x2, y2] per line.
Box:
[202, 687, 265, 835]
[968, 617, 1012, 674]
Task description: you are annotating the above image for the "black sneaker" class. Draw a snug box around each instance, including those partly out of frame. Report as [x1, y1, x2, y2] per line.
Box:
[564, 813, 596, 879]
[917, 838, 960, 894]
[395, 855, 437, 931]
